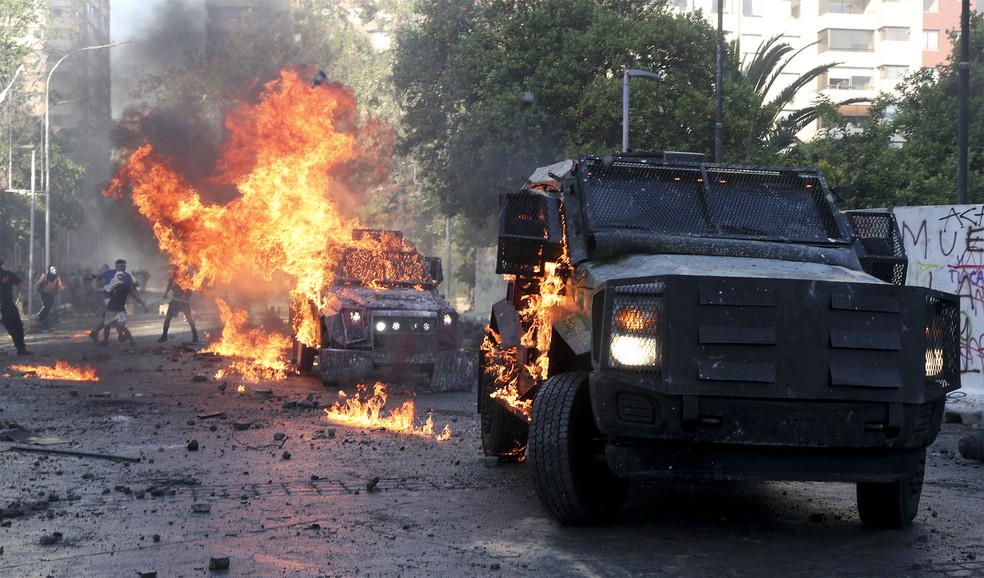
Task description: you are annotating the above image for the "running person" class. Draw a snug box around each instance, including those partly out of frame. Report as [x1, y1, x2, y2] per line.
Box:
[94, 272, 148, 346]
[158, 267, 198, 343]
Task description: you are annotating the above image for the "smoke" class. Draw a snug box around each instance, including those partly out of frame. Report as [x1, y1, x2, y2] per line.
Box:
[112, 0, 206, 117]
[88, 0, 208, 287]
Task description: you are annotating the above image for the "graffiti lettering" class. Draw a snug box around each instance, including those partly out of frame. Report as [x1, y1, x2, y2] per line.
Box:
[895, 205, 984, 387]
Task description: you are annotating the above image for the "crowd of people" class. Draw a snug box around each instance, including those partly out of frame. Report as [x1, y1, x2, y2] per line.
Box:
[0, 255, 198, 352]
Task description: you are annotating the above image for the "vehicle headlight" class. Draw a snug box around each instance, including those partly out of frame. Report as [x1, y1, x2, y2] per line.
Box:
[606, 284, 663, 373]
[340, 307, 368, 343]
[924, 325, 945, 378]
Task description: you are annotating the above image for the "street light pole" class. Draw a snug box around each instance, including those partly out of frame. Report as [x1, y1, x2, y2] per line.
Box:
[957, 0, 969, 204]
[26, 146, 36, 317]
[622, 68, 663, 152]
[44, 40, 128, 268]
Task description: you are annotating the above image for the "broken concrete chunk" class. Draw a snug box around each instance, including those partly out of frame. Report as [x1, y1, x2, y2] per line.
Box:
[208, 556, 230, 570]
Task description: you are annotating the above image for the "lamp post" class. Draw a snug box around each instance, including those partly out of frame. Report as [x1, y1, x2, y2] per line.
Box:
[44, 40, 128, 268]
[622, 68, 663, 152]
[7, 145, 38, 317]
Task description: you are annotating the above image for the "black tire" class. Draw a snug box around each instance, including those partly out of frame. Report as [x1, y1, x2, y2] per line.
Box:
[527, 371, 628, 526]
[856, 449, 926, 528]
[479, 354, 529, 459]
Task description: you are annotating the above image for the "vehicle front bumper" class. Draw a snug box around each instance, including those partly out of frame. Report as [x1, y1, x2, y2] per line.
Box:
[590, 372, 945, 482]
[321, 348, 476, 392]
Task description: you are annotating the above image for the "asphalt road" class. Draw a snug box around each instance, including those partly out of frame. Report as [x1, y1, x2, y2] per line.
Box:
[0, 311, 982, 578]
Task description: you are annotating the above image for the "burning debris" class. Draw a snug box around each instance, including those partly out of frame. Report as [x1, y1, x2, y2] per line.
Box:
[5, 361, 100, 381]
[481, 259, 570, 422]
[324, 382, 452, 440]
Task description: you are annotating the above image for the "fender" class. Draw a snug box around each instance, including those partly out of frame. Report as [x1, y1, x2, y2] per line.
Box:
[548, 312, 593, 378]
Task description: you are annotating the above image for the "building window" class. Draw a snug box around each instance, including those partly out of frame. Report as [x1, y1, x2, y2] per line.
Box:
[821, 71, 874, 90]
[743, 0, 759, 15]
[923, 0, 939, 11]
[819, 0, 868, 14]
[879, 65, 909, 80]
[668, 0, 688, 8]
[923, 29, 939, 50]
[879, 27, 909, 41]
[818, 29, 875, 52]
[791, 0, 801, 17]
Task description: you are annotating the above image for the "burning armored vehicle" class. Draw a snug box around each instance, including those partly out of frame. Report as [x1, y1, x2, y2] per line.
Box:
[480, 152, 960, 528]
[297, 229, 474, 391]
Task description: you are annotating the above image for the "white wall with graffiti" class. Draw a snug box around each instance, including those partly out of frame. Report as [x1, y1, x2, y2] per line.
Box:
[894, 206, 984, 416]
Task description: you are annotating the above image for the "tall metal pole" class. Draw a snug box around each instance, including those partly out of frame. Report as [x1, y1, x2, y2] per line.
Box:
[715, 0, 725, 163]
[27, 147, 35, 317]
[445, 215, 452, 303]
[44, 41, 128, 268]
[957, 0, 969, 204]
[1, 65, 23, 190]
[622, 69, 663, 152]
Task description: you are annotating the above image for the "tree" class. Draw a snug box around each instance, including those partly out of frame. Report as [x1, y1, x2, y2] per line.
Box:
[0, 0, 44, 88]
[790, 13, 984, 208]
[732, 34, 867, 154]
[393, 0, 725, 229]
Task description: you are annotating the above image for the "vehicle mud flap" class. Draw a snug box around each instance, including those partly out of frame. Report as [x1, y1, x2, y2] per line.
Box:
[321, 349, 373, 388]
[429, 350, 477, 392]
[296, 342, 316, 372]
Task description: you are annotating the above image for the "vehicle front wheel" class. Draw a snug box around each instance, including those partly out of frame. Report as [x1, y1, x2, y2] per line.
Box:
[856, 449, 926, 528]
[527, 371, 628, 525]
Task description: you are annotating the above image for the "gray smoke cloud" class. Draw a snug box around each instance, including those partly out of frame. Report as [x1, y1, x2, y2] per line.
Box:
[84, 0, 209, 291]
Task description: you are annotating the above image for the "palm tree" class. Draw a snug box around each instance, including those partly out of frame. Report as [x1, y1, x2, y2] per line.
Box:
[739, 34, 868, 150]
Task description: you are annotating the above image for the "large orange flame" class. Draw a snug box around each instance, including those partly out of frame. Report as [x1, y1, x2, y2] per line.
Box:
[106, 68, 392, 371]
[6, 360, 99, 381]
[482, 234, 571, 421]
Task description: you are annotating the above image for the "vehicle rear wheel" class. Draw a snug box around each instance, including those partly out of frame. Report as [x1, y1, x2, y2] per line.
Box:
[856, 449, 926, 528]
[528, 371, 628, 525]
[479, 369, 529, 460]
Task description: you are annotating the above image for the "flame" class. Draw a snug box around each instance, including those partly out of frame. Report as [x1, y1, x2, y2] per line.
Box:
[205, 297, 291, 381]
[324, 382, 450, 439]
[105, 68, 405, 373]
[482, 237, 571, 422]
[6, 360, 99, 381]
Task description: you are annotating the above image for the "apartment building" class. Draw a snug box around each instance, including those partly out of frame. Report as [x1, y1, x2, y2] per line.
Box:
[30, 0, 113, 136]
[673, 0, 974, 132]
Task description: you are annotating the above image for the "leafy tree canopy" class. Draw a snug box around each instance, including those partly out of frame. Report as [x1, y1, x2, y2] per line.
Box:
[0, 0, 43, 88]
[394, 0, 740, 226]
[790, 13, 984, 208]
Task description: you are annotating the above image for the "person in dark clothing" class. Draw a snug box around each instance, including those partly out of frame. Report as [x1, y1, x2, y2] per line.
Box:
[158, 267, 198, 343]
[89, 259, 135, 343]
[94, 271, 148, 346]
[0, 258, 33, 355]
[34, 266, 66, 327]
